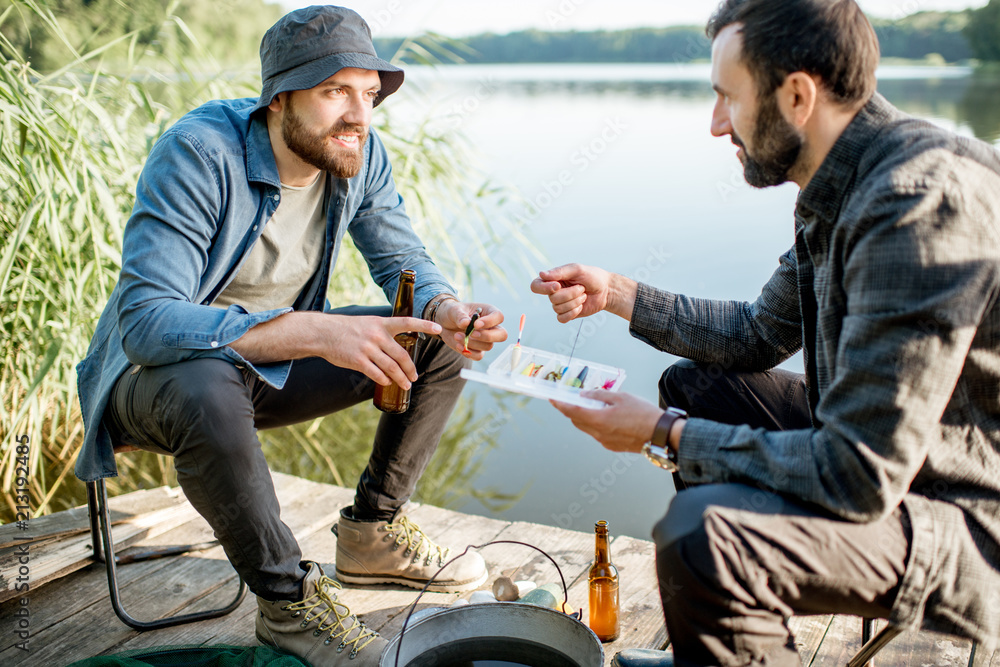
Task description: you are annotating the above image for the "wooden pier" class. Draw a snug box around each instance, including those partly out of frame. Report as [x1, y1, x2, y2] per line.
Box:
[0, 472, 985, 666]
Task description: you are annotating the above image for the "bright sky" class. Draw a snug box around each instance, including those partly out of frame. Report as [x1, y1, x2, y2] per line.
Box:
[278, 0, 989, 37]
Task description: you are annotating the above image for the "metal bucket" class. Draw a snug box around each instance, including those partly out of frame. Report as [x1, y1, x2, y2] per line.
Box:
[380, 602, 604, 667]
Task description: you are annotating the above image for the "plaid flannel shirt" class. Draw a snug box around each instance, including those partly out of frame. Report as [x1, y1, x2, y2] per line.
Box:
[630, 93, 1000, 646]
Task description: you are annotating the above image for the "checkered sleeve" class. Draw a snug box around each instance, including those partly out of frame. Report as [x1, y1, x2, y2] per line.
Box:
[628, 246, 803, 371]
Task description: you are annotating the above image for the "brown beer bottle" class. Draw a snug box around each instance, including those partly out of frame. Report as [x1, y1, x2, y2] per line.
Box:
[373, 269, 418, 414]
[589, 520, 620, 642]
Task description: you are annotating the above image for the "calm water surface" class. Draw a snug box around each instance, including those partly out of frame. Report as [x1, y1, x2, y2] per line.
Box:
[393, 63, 1000, 540]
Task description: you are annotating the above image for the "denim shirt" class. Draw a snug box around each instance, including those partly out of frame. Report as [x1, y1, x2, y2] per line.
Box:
[75, 98, 455, 482]
[630, 94, 1000, 647]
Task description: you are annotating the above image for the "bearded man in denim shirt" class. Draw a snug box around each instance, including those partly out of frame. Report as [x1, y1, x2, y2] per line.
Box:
[75, 7, 506, 665]
[533, 0, 1000, 666]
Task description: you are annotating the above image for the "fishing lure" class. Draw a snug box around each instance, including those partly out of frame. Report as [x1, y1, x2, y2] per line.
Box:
[510, 314, 526, 372]
[568, 366, 589, 389]
[463, 307, 483, 355]
[545, 365, 568, 382]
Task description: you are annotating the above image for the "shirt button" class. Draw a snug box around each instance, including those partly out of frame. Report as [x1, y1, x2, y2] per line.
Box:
[210, 341, 219, 348]
[253, 225, 258, 231]
[273, 194, 280, 202]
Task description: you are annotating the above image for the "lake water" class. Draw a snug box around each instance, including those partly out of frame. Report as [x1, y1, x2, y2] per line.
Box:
[390, 63, 1000, 540]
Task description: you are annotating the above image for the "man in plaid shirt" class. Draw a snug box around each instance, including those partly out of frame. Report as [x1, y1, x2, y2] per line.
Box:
[533, 0, 1000, 665]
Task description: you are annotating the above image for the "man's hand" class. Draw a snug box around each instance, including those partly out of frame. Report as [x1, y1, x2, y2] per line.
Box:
[530, 264, 638, 322]
[434, 300, 507, 360]
[550, 390, 663, 453]
[230, 311, 442, 389]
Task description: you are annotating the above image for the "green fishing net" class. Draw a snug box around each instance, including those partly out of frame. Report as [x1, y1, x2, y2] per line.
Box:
[66, 644, 310, 667]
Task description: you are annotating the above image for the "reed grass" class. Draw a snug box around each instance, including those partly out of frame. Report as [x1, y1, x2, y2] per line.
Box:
[0, 0, 526, 522]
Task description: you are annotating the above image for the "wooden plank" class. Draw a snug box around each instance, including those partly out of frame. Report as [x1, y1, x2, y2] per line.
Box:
[974, 642, 1000, 667]
[788, 614, 835, 666]
[0, 486, 186, 549]
[807, 615, 974, 667]
[0, 501, 200, 603]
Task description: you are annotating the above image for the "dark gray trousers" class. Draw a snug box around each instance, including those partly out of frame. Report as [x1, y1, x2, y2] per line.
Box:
[655, 360, 911, 667]
[103, 305, 470, 601]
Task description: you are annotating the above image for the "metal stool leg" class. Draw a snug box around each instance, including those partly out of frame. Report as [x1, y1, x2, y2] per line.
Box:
[847, 618, 903, 667]
[87, 479, 247, 630]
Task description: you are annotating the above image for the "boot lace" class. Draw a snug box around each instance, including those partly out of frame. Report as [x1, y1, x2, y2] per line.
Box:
[283, 573, 380, 658]
[384, 515, 450, 566]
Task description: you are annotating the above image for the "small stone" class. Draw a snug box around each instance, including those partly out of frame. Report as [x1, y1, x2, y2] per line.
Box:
[515, 580, 537, 597]
[469, 590, 498, 604]
[492, 575, 519, 601]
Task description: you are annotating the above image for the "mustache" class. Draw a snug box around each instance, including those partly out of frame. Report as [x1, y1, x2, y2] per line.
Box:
[731, 132, 745, 150]
[329, 123, 368, 139]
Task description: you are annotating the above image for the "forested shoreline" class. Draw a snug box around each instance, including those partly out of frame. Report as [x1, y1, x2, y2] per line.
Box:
[3, 1, 999, 72]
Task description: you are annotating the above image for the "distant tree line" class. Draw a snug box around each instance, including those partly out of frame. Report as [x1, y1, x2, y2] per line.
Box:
[2, 0, 998, 72]
[377, 6, 1000, 65]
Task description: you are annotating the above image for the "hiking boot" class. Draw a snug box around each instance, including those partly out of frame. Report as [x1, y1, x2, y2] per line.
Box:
[256, 561, 386, 666]
[333, 506, 487, 592]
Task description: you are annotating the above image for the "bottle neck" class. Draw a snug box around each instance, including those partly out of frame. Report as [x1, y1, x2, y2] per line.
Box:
[594, 532, 611, 563]
[392, 271, 416, 317]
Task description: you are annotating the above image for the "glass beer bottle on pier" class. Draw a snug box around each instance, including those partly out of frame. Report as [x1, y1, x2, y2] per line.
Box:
[589, 519, 620, 642]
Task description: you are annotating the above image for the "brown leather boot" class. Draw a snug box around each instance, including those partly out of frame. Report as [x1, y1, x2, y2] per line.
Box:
[256, 561, 386, 666]
[333, 507, 487, 592]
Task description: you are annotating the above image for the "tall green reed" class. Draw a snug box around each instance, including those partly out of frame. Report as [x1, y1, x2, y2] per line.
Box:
[0, 0, 525, 522]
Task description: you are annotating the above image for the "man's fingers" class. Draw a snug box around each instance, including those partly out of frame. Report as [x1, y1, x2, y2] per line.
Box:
[538, 264, 581, 284]
[465, 325, 508, 344]
[580, 389, 618, 405]
[550, 399, 578, 418]
[378, 339, 418, 384]
[553, 292, 586, 314]
[556, 306, 582, 323]
[360, 359, 392, 387]
[387, 316, 441, 336]
[530, 278, 562, 295]
[474, 308, 505, 330]
[548, 284, 586, 307]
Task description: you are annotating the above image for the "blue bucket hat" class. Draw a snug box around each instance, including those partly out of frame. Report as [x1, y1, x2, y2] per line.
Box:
[251, 5, 405, 114]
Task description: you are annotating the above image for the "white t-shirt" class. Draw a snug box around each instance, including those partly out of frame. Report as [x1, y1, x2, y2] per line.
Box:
[212, 174, 326, 311]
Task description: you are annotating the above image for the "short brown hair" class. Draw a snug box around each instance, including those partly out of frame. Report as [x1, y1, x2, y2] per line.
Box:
[707, 0, 879, 106]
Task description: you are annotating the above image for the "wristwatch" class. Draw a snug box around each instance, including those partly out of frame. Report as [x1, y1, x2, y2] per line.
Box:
[641, 407, 687, 472]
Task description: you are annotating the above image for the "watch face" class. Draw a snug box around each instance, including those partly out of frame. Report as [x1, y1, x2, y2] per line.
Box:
[642, 443, 678, 472]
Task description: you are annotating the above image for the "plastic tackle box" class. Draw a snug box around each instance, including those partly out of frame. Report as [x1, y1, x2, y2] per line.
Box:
[459, 344, 626, 409]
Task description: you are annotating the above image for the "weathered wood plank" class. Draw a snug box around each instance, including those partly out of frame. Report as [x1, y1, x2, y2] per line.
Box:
[807, 615, 974, 667]
[787, 614, 834, 666]
[0, 486, 187, 549]
[0, 501, 200, 603]
[972, 642, 999, 667]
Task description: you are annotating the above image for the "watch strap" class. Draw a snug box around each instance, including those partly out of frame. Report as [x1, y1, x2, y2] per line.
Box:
[651, 407, 687, 448]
